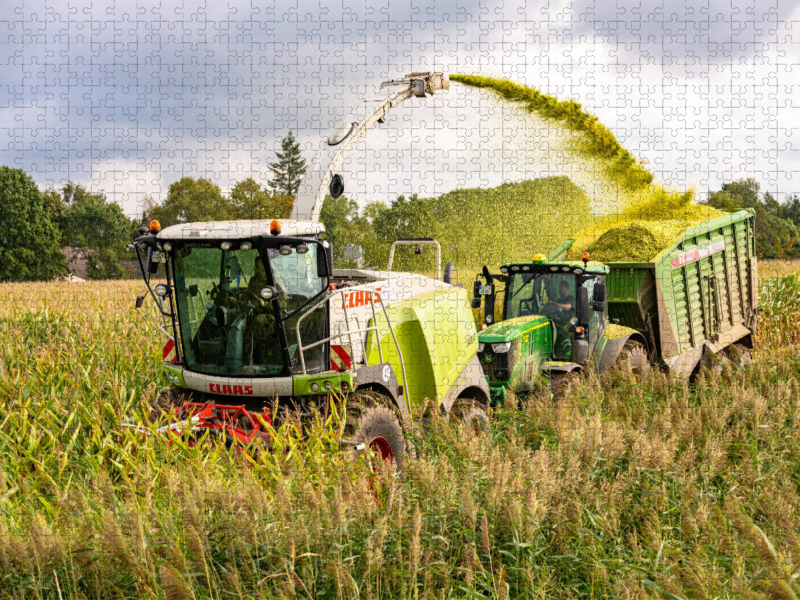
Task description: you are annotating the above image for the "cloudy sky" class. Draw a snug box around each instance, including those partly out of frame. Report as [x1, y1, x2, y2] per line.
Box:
[1, 0, 797, 218]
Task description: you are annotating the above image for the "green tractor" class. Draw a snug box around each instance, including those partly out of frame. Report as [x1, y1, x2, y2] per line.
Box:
[472, 210, 759, 403]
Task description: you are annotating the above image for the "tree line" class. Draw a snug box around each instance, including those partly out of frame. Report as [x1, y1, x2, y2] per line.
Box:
[1, 129, 798, 283]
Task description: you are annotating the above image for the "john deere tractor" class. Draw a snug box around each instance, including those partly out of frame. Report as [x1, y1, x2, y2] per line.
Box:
[473, 209, 759, 403]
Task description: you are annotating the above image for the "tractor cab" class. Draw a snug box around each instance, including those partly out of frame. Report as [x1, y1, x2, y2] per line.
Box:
[472, 254, 609, 403]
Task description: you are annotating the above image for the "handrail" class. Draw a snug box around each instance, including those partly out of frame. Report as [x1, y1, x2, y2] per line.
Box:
[294, 288, 410, 412]
[387, 239, 442, 280]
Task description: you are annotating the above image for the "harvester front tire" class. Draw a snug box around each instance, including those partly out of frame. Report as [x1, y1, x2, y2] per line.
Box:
[346, 403, 406, 475]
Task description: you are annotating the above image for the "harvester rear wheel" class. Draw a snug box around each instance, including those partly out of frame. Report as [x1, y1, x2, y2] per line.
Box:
[345, 397, 406, 475]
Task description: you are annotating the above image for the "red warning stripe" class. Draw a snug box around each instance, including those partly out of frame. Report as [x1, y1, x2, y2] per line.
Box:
[330, 344, 351, 371]
[162, 339, 177, 362]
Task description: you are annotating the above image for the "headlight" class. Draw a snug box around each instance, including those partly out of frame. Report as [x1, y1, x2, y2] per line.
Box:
[296, 244, 309, 254]
[492, 342, 512, 353]
[260, 287, 275, 300]
[220, 241, 232, 251]
[162, 242, 172, 251]
[240, 241, 252, 251]
[154, 284, 169, 298]
[279, 245, 292, 256]
[477, 343, 485, 353]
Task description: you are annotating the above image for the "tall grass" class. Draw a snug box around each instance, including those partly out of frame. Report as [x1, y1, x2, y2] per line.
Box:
[0, 271, 799, 599]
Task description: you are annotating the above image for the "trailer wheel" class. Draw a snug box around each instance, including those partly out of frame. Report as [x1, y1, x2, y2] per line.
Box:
[345, 401, 406, 474]
[450, 399, 490, 433]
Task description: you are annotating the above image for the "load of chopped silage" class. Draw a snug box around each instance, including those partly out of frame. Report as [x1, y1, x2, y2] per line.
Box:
[565, 189, 729, 262]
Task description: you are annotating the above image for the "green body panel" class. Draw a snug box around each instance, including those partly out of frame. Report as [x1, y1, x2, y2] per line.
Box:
[478, 316, 553, 403]
[364, 286, 478, 409]
[292, 372, 355, 396]
[604, 209, 757, 364]
[162, 362, 187, 387]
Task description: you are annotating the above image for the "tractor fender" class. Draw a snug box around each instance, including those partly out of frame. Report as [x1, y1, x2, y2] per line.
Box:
[597, 328, 649, 373]
[441, 354, 491, 414]
[354, 363, 410, 424]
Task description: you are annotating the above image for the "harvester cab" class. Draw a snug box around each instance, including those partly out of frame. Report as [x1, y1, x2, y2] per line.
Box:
[133, 71, 490, 463]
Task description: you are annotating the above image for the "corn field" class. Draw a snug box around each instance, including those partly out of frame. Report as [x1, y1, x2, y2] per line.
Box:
[1, 261, 800, 599]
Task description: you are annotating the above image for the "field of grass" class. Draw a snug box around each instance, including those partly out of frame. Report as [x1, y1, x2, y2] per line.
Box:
[0, 261, 799, 599]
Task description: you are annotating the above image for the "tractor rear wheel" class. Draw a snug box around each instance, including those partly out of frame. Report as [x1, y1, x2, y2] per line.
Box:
[450, 399, 490, 433]
[609, 341, 650, 378]
[345, 398, 406, 474]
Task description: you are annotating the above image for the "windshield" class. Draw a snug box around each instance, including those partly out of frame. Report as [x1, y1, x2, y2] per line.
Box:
[504, 272, 577, 323]
[172, 243, 327, 377]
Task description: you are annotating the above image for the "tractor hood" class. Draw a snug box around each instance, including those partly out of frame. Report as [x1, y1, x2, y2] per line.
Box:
[479, 315, 550, 343]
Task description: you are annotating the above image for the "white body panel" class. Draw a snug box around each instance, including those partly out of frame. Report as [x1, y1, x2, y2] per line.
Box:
[329, 271, 450, 365]
[158, 219, 325, 241]
[183, 370, 294, 397]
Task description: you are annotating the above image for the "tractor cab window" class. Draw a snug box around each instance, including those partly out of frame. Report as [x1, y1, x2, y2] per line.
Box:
[173, 246, 284, 377]
[581, 276, 606, 348]
[504, 270, 576, 360]
[269, 244, 327, 373]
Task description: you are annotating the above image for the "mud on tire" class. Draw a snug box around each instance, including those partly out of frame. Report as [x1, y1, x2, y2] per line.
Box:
[605, 341, 650, 386]
[345, 400, 406, 474]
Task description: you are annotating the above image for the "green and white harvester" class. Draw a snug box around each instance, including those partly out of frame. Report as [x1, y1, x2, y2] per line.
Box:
[133, 73, 489, 469]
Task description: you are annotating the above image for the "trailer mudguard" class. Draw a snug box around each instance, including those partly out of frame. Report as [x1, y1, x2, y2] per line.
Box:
[596, 325, 649, 373]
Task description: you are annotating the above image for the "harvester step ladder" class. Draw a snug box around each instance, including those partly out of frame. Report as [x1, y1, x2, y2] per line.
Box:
[294, 289, 411, 413]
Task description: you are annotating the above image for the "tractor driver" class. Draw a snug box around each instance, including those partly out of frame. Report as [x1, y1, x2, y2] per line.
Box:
[547, 280, 574, 316]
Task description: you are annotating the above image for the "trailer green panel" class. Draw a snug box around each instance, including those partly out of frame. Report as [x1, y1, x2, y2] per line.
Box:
[603, 209, 757, 376]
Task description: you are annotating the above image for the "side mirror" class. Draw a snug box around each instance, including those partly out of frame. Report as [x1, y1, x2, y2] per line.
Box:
[592, 300, 606, 312]
[472, 279, 482, 299]
[329, 174, 344, 199]
[316, 244, 331, 277]
[578, 286, 590, 326]
[443, 262, 455, 284]
[147, 250, 159, 275]
[594, 282, 607, 302]
[135, 295, 145, 309]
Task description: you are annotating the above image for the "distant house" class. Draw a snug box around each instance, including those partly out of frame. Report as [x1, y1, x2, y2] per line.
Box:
[61, 247, 141, 279]
[62, 247, 88, 279]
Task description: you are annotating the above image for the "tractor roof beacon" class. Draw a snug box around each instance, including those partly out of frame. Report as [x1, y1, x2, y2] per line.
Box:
[133, 73, 489, 464]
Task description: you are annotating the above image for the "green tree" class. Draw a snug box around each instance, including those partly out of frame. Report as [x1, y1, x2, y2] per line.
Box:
[59, 183, 138, 279]
[148, 177, 231, 228]
[268, 132, 307, 198]
[230, 178, 293, 220]
[0, 167, 66, 281]
[705, 178, 800, 259]
[319, 194, 380, 268]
